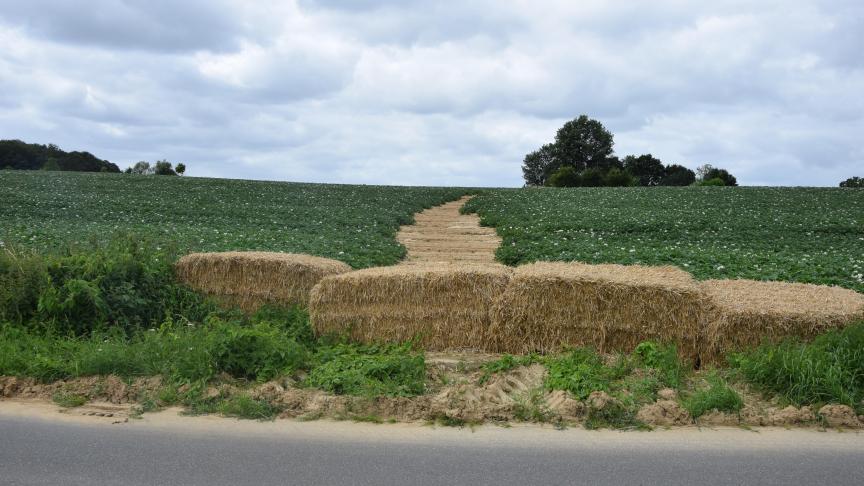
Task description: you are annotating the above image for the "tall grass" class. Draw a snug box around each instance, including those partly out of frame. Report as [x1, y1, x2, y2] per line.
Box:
[732, 322, 864, 412]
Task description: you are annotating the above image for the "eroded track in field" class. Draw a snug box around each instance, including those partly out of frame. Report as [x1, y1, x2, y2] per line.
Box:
[396, 196, 501, 264]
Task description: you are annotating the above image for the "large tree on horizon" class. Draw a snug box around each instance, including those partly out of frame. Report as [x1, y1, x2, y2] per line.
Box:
[553, 115, 615, 173]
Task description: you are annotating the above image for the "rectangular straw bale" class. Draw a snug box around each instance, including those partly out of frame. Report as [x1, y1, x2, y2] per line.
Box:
[175, 251, 352, 312]
[489, 262, 706, 361]
[702, 279, 864, 364]
[309, 263, 512, 350]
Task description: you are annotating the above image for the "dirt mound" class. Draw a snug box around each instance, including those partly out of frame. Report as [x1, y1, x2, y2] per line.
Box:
[0, 375, 162, 404]
[818, 405, 862, 428]
[637, 400, 691, 426]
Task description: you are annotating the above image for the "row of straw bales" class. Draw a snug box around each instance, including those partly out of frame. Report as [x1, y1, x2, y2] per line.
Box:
[175, 252, 864, 364]
[175, 252, 351, 312]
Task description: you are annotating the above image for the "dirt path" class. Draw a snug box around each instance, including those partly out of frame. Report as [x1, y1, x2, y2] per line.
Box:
[396, 195, 501, 264]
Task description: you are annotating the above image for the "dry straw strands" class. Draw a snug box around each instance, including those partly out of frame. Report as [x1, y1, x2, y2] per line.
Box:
[309, 262, 512, 350]
[702, 279, 864, 363]
[489, 262, 706, 360]
[175, 251, 351, 312]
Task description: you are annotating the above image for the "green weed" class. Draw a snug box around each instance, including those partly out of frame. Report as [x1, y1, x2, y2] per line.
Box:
[682, 373, 743, 418]
[52, 392, 87, 408]
[731, 322, 864, 412]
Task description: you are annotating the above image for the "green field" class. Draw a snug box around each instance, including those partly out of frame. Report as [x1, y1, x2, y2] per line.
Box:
[0, 171, 468, 268]
[464, 186, 864, 292]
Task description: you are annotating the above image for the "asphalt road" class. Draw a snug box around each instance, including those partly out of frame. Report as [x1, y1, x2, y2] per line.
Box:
[1, 406, 863, 485]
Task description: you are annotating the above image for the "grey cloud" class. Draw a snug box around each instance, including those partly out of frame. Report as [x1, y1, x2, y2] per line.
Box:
[1, 1, 862, 187]
[0, 0, 258, 52]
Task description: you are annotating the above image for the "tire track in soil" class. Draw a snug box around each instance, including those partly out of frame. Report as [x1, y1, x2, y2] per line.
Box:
[396, 195, 501, 264]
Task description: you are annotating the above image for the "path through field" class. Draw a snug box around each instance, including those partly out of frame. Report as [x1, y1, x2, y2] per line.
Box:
[396, 195, 501, 264]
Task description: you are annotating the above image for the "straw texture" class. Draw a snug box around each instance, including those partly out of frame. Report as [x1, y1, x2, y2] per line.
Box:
[702, 279, 864, 363]
[175, 251, 352, 312]
[489, 261, 706, 361]
[309, 262, 512, 350]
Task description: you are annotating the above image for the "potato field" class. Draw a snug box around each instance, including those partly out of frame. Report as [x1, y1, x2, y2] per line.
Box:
[0, 171, 469, 268]
[464, 187, 864, 293]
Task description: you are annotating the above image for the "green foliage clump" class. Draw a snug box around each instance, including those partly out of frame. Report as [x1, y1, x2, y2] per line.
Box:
[697, 177, 726, 186]
[544, 348, 629, 400]
[52, 392, 88, 408]
[633, 341, 684, 389]
[305, 342, 425, 397]
[0, 239, 214, 336]
[731, 322, 864, 412]
[839, 176, 863, 188]
[546, 166, 581, 187]
[478, 353, 539, 384]
[682, 373, 743, 418]
[213, 322, 308, 382]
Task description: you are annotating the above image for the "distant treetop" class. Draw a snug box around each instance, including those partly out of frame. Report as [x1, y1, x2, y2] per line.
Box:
[0, 140, 119, 173]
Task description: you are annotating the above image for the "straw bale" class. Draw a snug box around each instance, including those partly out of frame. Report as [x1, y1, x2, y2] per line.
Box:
[702, 279, 864, 363]
[175, 251, 352, 312]
[489, 262, 706, 360]
[309, 263, 512, 350]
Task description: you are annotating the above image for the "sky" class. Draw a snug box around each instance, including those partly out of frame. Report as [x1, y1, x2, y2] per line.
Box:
[1, 0, 862, 187]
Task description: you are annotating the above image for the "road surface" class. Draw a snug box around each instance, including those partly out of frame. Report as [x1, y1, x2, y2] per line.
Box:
[1, 401, 862, 485]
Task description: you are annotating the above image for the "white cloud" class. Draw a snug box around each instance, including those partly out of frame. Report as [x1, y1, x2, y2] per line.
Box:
[0, 0, 862, 186]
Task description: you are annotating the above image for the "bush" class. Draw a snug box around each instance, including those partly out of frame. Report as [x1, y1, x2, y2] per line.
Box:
[698, 177, 726, 186]
[580, 168, 605, 187]
[0, 239, 214, 336]
[305, 342, 425, 397]
[731, 322, 864, 411]
[839, 176, 863, 188]
[213, 322, 308, 381]
[603, 167, 636, 187]
[546, 166, 582, 187]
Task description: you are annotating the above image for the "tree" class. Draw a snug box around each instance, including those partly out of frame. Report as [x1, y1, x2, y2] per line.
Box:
[623, 154, 666, 186]
[553, 115, 615, 173]
[604, 167, 636, 187]
[175, 163, 186, 175]
[695, 164, 715, 181]
[839, 176, 863, 188]
[522, 144, 557, 186]
[130, 161, 152, 175]
[704, 167, 737, 186]
[153, 160, 177, 176]
[580, 168, 606, 187]
[661, 164, 696, 186]
[546, 166, 582, 187]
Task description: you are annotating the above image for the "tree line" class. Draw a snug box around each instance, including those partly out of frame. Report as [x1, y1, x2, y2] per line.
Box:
[522, 115, 737, 187]
[0, 140, 120, 173]
[0, 139, 188, 176]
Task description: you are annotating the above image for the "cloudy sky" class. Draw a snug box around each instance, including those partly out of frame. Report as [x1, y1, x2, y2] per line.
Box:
[1, 1, 861, 186]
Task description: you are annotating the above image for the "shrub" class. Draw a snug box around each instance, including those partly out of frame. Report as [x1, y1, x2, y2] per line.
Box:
[546, 166, 582, 187]
[305, 342, 425, 397]
[579, 168, 606, 187]
[731, 322, 864, 411]
[839, 176, 863, 188]
[698, 177, 726, 186]
[603, 167, 636, 187]
[0, 239, 214, 336]
[213, 322, 308, 381]
[544, 348, 629, 399]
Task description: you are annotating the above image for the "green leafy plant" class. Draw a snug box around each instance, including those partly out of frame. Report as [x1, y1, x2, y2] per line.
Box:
[682, 373, 743, 418]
